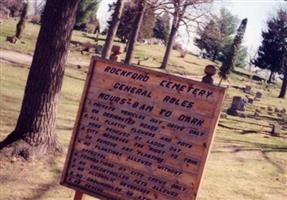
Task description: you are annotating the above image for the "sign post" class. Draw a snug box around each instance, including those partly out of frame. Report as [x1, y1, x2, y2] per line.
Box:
[74, 191, 85, 200]
[61, 57, 226, 200]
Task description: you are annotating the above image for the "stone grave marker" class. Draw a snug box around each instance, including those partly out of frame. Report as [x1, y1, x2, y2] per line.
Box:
[271, 123, 281, 137]
[244, 85, 251, 94]
[227, 96, 245, 116]
[255, 91, 262, 100]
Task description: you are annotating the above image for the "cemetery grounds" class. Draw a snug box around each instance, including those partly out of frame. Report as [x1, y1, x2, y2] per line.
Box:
[0, 19, 286, 200]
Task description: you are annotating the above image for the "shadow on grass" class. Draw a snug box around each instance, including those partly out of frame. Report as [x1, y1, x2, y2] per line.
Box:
[232, 69, 253, 79]
[214, 136, 287, 152]
[261, 151, 286, 174]
[64, 73, 85, 81]
[22, 157, 64, 200]
[227, 118, 271, 128]
[184, 60, 201, 67]
[212, 143, 287, 174]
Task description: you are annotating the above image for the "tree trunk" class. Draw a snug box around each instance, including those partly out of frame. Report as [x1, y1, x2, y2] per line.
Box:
[124, 0, 146, 64]
[102, 0, 125, 59]
[15, 2, 28, 39]
[267, 71, 274, 84]
[0, 0, 81, 160]
[279, 61, 287, 98]
[160, 21, 179, 69]
[212, 50, 218, 61]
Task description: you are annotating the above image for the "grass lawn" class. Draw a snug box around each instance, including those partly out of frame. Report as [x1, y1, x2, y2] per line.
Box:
[0, 18, 287, 200]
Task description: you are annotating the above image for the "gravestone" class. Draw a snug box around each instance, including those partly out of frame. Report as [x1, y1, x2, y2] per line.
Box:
[227, 96, 245, 116]
[110, 45, 122, 61]
[255, 91, 262, 100]
[271, 123, 281, 137]
[277, 113, 283, 118]
[81, 42, 94, 54]
[253, 109, 260, 119]
[247, 97, 253, 104]
[267, 106, 273, 112]
[61, 57, 226, 200]
[95, 45, 103, 54]
[244, 85, 251, 94]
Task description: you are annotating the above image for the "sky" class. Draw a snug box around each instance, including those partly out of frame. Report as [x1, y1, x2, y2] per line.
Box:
[97, 0, 286, 53]
[214, 0, 287, 53]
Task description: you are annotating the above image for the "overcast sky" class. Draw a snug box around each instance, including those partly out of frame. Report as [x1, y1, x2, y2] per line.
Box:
[97, 0, 286, 53]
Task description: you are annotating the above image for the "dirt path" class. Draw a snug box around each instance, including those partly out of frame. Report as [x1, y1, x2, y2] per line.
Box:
[0, 48, 89, 67]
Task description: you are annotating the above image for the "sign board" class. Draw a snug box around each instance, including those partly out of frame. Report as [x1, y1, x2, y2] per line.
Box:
[61, 57, 226, 200]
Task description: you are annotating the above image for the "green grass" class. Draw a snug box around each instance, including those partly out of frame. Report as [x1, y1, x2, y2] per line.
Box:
[0, 18, 287, 200]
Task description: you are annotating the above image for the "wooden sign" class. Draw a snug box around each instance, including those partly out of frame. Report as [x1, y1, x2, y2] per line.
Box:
[61, 57, 226, 200]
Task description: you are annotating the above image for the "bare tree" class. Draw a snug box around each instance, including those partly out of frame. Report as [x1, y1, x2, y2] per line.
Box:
[124, 0, 147, 64]
[102, 0, 125, 59]
[152, 0, 213, 69]
[0, 0, 81, 160]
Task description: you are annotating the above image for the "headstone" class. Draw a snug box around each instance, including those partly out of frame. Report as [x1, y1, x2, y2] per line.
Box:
[95, 45, 103, 54]
[271, 123, 281, 137]
[255, 109, 261, 114]
[244, 85, 252, 94]
[267, 106, 273, 112]
[255, 91, 262, 100]
[6, 36, 17, 43]
[274, 107, 280, 113]
[277, 113, 283, 118]
[252, 75, 265, 82]
[253, 110, 260, 118]
[227, 96, 245, 116]
[109, 45, 122, 61]
[247, 97, 253, 104]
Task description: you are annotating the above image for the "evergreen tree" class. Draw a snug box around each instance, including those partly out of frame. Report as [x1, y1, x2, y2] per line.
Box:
[234, 46, 248, 68]
[76, 0, 101, 25]
[195, 19, 222, 61]
[108, 1, 155, 43]
[253, 9, 287, 98]
[253, 10, 287, 83]
[219, 18, 248, 84]
[138, 4, 155, 41]
[153, 13, 170, 44]
[195, 8, 238, 61]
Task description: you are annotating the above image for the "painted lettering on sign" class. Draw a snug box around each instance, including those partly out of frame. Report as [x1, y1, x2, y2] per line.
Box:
[61, 58, 226, 200]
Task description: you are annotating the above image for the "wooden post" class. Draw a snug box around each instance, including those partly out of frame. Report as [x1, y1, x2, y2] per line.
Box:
[74, 191, 85, 200]
[202, 65, 216, 85]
